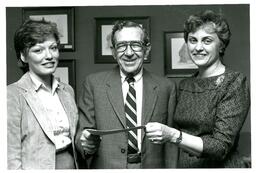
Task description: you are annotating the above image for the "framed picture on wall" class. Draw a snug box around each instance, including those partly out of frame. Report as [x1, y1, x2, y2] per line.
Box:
[53, 59, 76, 92]
[94, 17, 150, 63]
[164, 31, 198, 77]
[22, 7, 75, 51]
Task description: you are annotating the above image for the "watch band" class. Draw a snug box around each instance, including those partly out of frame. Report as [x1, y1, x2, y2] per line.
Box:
[175, 130, 182, 145]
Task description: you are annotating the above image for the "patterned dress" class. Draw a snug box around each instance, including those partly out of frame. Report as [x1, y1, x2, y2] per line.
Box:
[174, 68, 250, 168]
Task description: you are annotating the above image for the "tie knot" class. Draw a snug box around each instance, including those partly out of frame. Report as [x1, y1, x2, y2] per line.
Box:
[126, 76, 135, 84]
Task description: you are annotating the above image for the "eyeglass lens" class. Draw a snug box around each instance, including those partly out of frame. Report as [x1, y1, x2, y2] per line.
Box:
[115, 41, 144, 52]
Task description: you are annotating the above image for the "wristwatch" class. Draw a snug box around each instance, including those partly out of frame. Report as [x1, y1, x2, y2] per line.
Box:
[175, 130, 182, 145]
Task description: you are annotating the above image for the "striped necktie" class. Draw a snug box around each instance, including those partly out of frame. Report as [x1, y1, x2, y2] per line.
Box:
[125, 76, 138, 154]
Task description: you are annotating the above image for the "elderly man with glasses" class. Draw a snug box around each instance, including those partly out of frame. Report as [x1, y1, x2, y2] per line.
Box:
[75, 20, 178, 169]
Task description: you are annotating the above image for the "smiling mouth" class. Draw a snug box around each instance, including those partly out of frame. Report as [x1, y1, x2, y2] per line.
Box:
[193, 54, 207, 58]
[42, 62, 55, 67]
[193, 53, 206, 55]
[123, 58, 137, 62]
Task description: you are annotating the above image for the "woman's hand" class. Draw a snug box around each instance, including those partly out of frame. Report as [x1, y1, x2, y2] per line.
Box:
[145, 122, 180, 144]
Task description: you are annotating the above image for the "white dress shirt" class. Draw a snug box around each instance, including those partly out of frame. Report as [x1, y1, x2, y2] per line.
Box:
[29, 72, 71, 152]
[120, 69, 143, 152]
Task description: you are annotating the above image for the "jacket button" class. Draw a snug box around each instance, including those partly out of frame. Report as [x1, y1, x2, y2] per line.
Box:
[121, 148, 126, 153]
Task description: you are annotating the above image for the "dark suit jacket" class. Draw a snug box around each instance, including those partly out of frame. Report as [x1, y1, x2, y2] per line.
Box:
[75, 66, 178, 168]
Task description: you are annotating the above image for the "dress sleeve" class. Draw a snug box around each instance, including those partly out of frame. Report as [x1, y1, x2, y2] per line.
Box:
[165, 80, 179, 168]
[201, 73, 250, 159]
[7, 85, 22, 169]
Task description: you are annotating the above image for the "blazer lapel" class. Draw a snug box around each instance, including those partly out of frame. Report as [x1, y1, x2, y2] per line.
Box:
[106, 67, 126, 128]
[141, 70, 158, 141]
[17, 73, 55, 143]
[22, 90, 56, 143]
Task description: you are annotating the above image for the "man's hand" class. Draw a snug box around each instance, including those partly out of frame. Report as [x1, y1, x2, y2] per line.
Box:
[145, 122, 179, 144]
[80, 129, 101, 155]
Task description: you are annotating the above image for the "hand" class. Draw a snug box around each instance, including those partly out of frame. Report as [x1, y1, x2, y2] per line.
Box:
[80, 129, 101, 155]
[145, 122, 179, 144]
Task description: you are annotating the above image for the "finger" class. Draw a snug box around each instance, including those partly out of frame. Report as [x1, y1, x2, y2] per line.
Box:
[82, 144, 97, 150]
[89, 134, 101, 140]
[81, 134, 101, 142]
[82, 144, 99, 153]
[83, 148, 97, 155]
[81, 130, 91, 137]
[145, 123, 156, 132]
[153, 136, 163, 140]
[80, 134, 86, 141]
[146, 132, 155, 138]
[92, 136, 102, 143]
[146, 126, 162, 133]
[149, 138, 159, 144]
[148, 136, 164, 142]
[80, 132, 91, 141]
[83, 148, 93, 154]
[146, 131, 162, 138]
[152, 141, 163, 145]
[148, 137, 155, 142]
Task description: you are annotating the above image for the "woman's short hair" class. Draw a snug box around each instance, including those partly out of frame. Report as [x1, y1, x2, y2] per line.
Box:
[184, 10, 231, 57]
[111, 20, 150, 47]
[14, 19, 60, 72]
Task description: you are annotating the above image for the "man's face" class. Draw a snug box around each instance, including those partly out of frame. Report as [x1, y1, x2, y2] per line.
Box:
[112, 27, 150, 76]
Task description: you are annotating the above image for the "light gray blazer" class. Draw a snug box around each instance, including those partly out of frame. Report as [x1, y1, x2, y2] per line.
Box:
[75, 66, 178, 168]
[7, 72, 78, 169]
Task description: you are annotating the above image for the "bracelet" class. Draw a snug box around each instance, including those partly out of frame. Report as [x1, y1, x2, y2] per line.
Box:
[175, 130, 182, 145]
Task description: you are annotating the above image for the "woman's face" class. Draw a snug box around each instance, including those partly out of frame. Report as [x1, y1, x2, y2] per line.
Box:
[22, 36, 59, 78]
[187, 25, 222, 68]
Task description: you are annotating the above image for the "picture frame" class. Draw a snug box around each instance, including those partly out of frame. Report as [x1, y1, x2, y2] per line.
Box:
[94, 17, 151, 63]
[22, 7, 75, 51]
[164, 31, 198, 77]
[54, 59, 76, 92]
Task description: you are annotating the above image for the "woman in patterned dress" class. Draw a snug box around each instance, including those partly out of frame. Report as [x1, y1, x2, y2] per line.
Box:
[145, 10, 250, 168]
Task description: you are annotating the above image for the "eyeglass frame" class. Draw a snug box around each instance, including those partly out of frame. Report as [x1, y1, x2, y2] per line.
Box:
[113, 41, 146, 53]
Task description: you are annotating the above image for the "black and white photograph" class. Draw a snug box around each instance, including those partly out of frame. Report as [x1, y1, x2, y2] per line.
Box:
[1, 0, 255, 171]
[22, 7, 75, 51]
[164, 31, 198, 77]
[95, 16, 150, 63]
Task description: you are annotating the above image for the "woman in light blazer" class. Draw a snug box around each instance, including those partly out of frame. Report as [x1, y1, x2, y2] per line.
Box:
[7, 19, 78, 169]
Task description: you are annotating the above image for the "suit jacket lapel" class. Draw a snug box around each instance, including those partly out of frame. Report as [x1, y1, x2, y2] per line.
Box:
[106, 67, 126, 128]
[141, 70, 158, 140]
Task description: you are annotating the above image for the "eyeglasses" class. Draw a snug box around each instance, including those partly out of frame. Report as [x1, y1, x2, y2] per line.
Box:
[114, 41, 144, 53]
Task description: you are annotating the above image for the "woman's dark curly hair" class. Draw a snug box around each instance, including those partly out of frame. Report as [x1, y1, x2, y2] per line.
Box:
[14, 19, 60, 72]
[184, 10, 231, 57]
